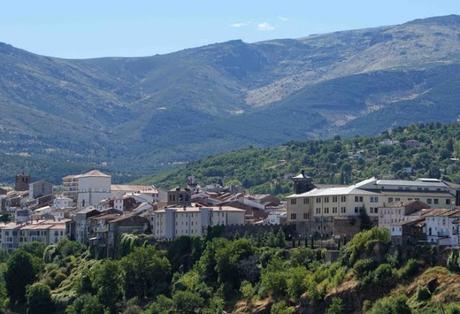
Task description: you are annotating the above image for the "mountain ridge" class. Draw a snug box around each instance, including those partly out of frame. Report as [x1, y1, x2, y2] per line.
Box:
[1, 14, 460, 183]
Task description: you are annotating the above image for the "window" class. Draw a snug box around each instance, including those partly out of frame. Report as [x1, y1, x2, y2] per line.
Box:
[370, 196, 379, 203]
[324, 208, 329, 214]
[354, 207, 359, 213]
[427, 198, 432, 204]
[303, 213, 309, 219]
[303, 198, 309, 204]
[316, 208, 321, 214]
[341, 196, 346, 202]
[341, 207, 346, 213]
[290, 213, 296, 220]
[316, 197, 321, 203]
[332, 207, 338, 214]
[446, 199, 451, 205]
[434, 199, 439, 205]
[355, 196, 359, 202]
[388, 197, 394, 203]
[290, 199, 297, 205]
[332, 196, 338, 202]
[324, 197, 329, 203]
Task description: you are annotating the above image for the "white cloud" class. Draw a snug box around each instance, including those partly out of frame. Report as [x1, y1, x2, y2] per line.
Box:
[278, 16, 288, 22]
[257, 22, 275, 31]
[230, 22, 249, 28]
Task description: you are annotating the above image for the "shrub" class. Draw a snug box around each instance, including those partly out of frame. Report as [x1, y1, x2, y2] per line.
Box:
[326, 297, 343, 314]
[270, 301, 295, 314]
[353, 258, 375, 278]
[372, 263, 396, 288]
[398, 259, 419, 280]
[26, 283, 54, 314]
[368, 295, 411, 314]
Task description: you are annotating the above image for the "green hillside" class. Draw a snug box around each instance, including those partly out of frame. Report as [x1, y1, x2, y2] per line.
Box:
[136, 123, 460, 195]
[3, 16, 460, 183]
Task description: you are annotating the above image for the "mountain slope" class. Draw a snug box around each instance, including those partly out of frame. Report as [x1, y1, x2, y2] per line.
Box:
[135, 122, 460, 195]
[2, 15, 460, 183]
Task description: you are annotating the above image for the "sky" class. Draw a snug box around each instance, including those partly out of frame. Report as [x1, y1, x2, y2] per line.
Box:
[1, 0, 460, 59]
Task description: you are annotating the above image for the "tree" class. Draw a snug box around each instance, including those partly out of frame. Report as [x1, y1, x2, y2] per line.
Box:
[326, 297, 343, 314]
[90, 260, 123, 312]
[172, 290, 204, 314]
[121, 246, 171, 299]
[5, 250, 39, 304]
[26, 283, 54, 314]
[368, 295, 411, 314]
[359, 208, 373, 231]
[66, 294, 104, 314]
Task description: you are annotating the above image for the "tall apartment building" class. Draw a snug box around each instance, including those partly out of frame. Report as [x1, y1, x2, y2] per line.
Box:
[62, 175, 79, 202]
[150, 205, 245, 239]
[287, 175, 458, 237]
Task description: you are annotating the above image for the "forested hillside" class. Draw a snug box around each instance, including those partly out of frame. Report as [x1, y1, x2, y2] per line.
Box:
[1, 228, 460, 313]
[137, 123, 460, 195]
[3, 15, 460, 183]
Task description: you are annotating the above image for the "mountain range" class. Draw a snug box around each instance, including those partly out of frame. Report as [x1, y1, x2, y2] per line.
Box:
[2, 15, 460, 183]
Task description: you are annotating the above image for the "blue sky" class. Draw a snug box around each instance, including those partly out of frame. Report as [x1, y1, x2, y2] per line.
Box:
[1, 0, 459, 58]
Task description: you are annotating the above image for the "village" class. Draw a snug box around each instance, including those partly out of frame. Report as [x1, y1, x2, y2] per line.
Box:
[0, 168, 459, 257]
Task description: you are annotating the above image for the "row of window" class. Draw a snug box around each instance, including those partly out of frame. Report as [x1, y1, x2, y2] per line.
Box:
[291, 196, 452, 206]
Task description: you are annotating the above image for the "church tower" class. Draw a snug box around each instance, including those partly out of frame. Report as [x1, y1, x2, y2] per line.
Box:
[292, 170, 315, 194]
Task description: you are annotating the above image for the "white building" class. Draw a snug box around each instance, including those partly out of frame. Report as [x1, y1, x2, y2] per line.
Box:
[150, 205, 245, 239]
[76, 170, 111, 209]
[287, 176, 458, 236]
[426, 209, 460, 246]
[53, 196, 74, 209]
[378, 201, 429, 241]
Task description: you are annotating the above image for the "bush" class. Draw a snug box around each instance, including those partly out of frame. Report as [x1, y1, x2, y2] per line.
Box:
[270, 301, 295, 314]
[447, 303, 460, 314]
[398, 259, 419, 280]
[372, 263, 396, 287]
[240, 280, 255, 300]
[368, 295, 411, 314]
[353, 258, 375, 278]
[26, 283, 54, 314]
[326, 297, 343, 314]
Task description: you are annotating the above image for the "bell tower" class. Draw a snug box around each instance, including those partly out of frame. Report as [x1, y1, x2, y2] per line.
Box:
[292, 170, 315, 194]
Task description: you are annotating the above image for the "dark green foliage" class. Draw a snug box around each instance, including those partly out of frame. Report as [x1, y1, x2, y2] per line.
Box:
[5, 250, 40, 304]
[326, 297, 343, 314]
[90, 260, 123, 312]
[167, 236, 203, 273]
[368, 295, 412, 314]
[359, 208, 373, 231]
[172, 290, 204, 314]
[26, 283, 54, 314]
[121, 246, 171, 299]
[398, 259, 420, 280]
[341, 227, 391, 267]
[447, 250, 460, 272]
[140, 122, 460, 196]
[66, 294, 104, 314]
[20, 242, 47, 259]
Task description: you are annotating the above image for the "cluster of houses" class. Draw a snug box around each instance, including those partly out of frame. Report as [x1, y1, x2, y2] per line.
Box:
[2, 167, 460, 254]
[0, 170, 286, 255]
